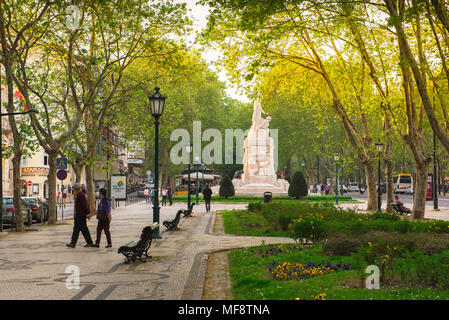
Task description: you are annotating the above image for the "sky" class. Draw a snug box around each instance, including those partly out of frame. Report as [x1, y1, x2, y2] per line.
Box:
[174, 0, 251, 103]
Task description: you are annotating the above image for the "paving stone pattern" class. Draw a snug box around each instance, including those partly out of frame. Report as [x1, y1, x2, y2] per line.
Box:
[0, 202, 294, 300]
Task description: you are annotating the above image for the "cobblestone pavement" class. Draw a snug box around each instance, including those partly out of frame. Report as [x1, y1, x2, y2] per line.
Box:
[0, 201, 294, 300]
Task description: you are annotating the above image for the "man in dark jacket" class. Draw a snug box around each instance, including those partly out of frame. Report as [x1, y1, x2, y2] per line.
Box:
[66, 183, 94, 248]
[202, 184, 212, 213]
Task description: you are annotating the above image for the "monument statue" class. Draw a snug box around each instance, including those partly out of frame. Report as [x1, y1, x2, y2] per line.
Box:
[232, 99, 289, 196]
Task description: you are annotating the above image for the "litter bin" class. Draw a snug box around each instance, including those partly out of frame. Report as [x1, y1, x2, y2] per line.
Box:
[264, 191, 272, 203]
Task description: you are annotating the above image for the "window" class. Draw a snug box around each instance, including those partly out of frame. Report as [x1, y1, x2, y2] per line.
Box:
[32, 184, 39, 194]
[21, 155, 27, 167]
[399, 176, 412, 184]
[43, 152, 48, 166]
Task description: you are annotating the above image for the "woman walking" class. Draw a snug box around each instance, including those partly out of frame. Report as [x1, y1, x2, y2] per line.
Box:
[88, 188, 112, 248]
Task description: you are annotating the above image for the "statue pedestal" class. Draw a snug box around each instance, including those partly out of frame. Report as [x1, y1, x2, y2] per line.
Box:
[233, 177, 289, 196]
[241, 174, 277, 185]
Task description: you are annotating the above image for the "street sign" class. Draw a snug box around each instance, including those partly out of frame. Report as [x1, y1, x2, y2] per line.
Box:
[56, 157, 68, 170]
[27, 181, 32, 186]
[57, 169, 68, 181]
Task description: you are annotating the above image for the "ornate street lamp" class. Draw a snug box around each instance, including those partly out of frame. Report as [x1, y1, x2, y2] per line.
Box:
[194, 153, 200, 205]
[375, 141, 384, 213]
[334, 155, 339, 205]
[186, 143, 192, 210]
[149, 87, 166, 239]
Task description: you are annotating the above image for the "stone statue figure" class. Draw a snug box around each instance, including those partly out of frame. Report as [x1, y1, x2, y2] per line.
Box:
[243, 100, 275, 178]
[232, 98, 289, 195]
[251, 98, 266, 131]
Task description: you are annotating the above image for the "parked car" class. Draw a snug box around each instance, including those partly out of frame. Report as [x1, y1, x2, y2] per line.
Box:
[347, 182, 359, 192]
[2, 196, 32, 226]
[22, 197, 48, 222]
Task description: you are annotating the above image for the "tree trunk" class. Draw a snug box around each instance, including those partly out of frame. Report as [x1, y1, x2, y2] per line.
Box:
[385, 115, 395, 213]
[365, 161, 377, 211]
[47, 151, 58, 224]
[85, 163, 95, 212]
[413, 162, 429, 219]
[73, 164, 83, 184]
[11, 153, 24, 232]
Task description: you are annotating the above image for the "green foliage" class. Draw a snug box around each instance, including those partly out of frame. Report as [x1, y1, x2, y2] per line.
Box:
[219, 175, 235, 199]
[276, 214, 294, 231]
[291, 216, 328, 244]
[323, 236, 362, 256]
[247, 201, 263, 213]
[288, 171, 308, 199]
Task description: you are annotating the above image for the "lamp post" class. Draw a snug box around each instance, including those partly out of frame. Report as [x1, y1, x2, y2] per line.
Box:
[194, 153, 200, 205]
[186, 143, 192, 210]
[334, 155, 339, 205]
[375, 141, 384, 213]
[0, 108, 39, 233]
[149, 87, 166, 239]
[301, 160, 305, 176]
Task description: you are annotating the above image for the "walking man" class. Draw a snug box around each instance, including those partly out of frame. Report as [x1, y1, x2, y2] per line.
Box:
[66, 183, 94, 248]
[203, 184, 212, 213]
[88, 188, 112, 248]
[167, 185, 173, 206]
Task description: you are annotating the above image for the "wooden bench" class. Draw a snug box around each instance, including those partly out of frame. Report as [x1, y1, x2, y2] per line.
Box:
[182, 203, 195, 217]
[117, 223, 158, 263]
[390, 202, 412, 216]
[163, 210, 183, 231]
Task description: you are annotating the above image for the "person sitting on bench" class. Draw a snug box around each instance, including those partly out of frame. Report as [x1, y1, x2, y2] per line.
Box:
[394, 195, 411, 214]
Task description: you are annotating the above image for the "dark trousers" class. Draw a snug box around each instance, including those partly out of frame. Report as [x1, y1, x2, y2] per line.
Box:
[71, 217, 93, 245]
[96, 219, 111, 245]
[205, 199, 211, 212]
[162, 196, 167, 206]
[169, 195, 173, 206]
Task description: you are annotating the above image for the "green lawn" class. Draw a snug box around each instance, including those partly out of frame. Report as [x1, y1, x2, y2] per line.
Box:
[228, 245, 449, 300]
[222, 209, 291, 237]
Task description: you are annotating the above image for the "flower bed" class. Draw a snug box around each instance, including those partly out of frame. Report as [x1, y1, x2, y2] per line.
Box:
[268, 260, 351, 281]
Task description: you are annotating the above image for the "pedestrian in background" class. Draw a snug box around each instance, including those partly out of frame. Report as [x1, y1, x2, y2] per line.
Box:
[151, 187, 157, 204]
[203, 184, 212, 212]
[66, 183, 94, 248]
[162, 187, 168, 206]
[167, 185, 173, 206]
[88, 188, 112, 248]
[316, 184, 321, 195]
[144, 187, 150, 203]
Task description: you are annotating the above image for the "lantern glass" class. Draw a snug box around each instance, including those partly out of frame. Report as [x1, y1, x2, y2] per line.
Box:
[194, 154, 200, 164]
[375, 142, 384, 152]
[149, 87, 166, 117]
[186, 144, 192, 153]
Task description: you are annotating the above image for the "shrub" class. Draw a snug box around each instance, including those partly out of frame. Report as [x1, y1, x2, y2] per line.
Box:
[219, 175, 235, 199]
[291, 216, 328, 243]
[247, 201, 263, 213]
[369, 211, 400, 221]
[322, 236, 361, 256]
[277, 214, 294, 231]
[393, 219, 414, 234]
[288, 171, 308, 199]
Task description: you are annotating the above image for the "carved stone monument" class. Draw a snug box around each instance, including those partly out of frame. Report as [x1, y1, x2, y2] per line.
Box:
[232, 99, 289, 196]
